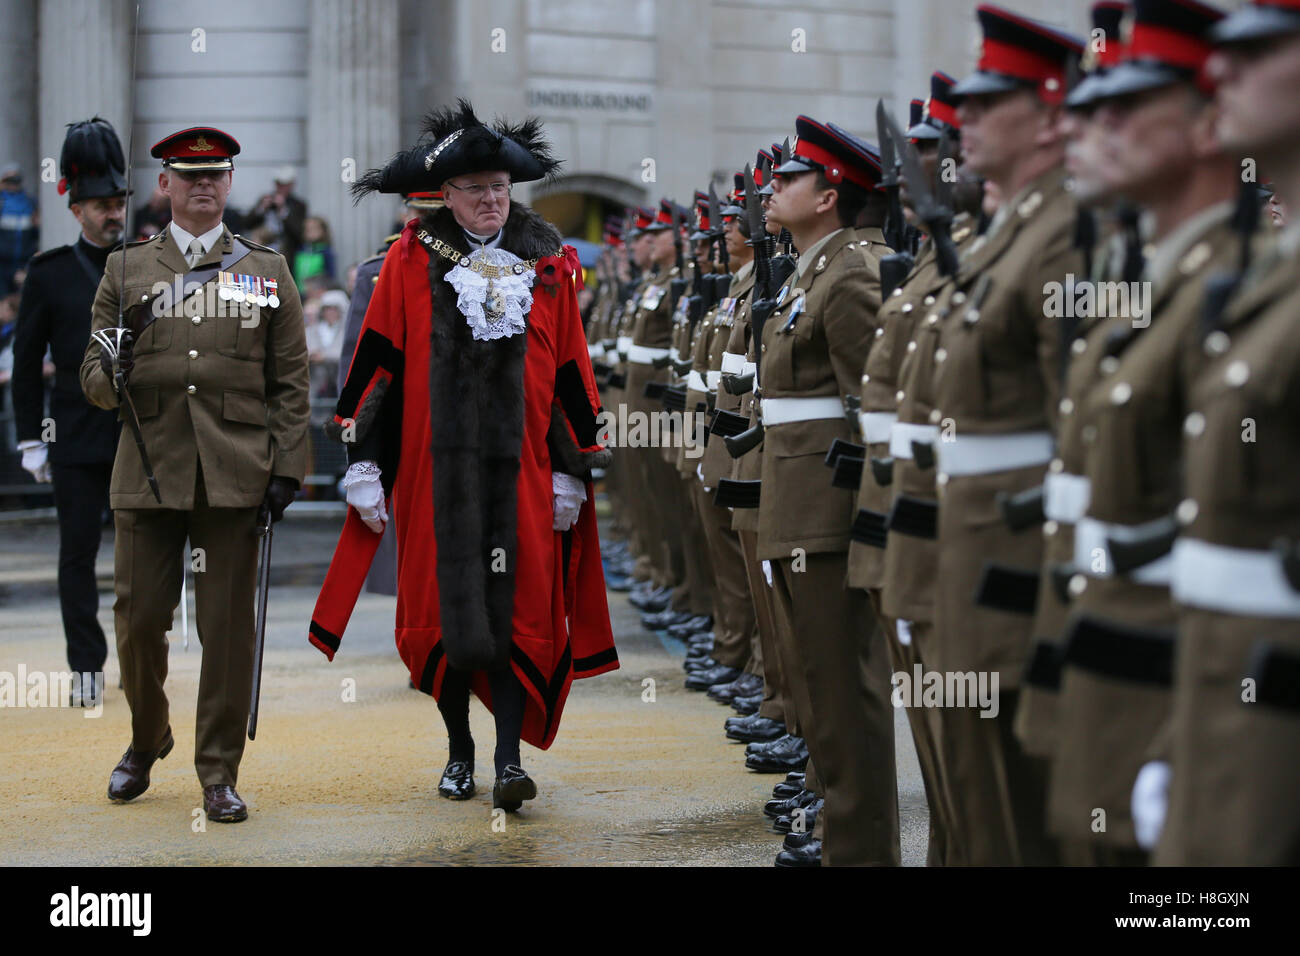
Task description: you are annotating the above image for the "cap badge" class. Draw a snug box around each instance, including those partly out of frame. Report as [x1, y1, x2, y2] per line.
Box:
[191, 135, 214, 152]
[425, 129, 464, 171]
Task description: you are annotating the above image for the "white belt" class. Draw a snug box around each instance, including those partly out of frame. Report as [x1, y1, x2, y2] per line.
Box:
[686, 370, 709, 393]
[721, 352, 745, 375]
[1074, 516, 1171, 586]
[761, 396, 844, 426]
[889, 422, 939, 460]
[626, 345, 670, 365]
[669, 346, 681, 362]
[605, 348, 621, 365]
[706, 369, 722, 391]
[742, 361, 757, 377]
[588, 343, 602, 360]
[1044, 472, 1091, 524]
[858, 411, 897, 445]
[1172, 538, 1300, 618]
[935, 430, 1054, 477]
[617, 335, 633, 353]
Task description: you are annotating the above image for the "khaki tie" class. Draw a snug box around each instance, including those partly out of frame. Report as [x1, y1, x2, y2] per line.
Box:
[186, 239, 204, 269]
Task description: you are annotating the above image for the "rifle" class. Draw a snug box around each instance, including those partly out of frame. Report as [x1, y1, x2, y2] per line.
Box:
[669, 202, 689, 314]
[876, 100, 912, 262]
[724, 166, 777, 459]
[880, 100, 959, 278]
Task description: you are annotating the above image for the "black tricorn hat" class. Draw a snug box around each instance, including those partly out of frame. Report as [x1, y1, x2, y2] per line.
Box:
[58, 116, 130, 205]
[352, 98, 561, 201]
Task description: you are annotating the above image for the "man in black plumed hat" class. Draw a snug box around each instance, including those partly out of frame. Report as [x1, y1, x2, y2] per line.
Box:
[11, 117, 128, 706]
[312, 100, 618, 814]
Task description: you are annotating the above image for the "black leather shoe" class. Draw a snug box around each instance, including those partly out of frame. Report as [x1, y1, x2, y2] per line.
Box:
[203, 784, 249, 822]
[684, 655, 719, 672]
[708, 671, 764, 703]
[724, 713, 786, 743]
[667, 614, 713, 640]
[772, 780, 804, 799]
[783, 831, 817, 850]
[687, 629, 715, 646]
[747, 732, 803, 757]
[492, 764, 537, 812]
[775, 838, 822, 867]
[438, 758, 475, 800]
[774, 798, 822, 834]
[107, 729, 174, 802]
[764, 788, 817, 819]
[605, 574, 635, 592]
[685, 643, 713, 660]
[642, 608, 693, 630]
[685, 665, 742, 691]
[629, 585, 673, 611]
[744, 734, 809, 773]
[730, 694, 762, 715]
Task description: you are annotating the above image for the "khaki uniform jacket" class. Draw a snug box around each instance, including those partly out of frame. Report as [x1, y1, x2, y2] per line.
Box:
[80, 227, 310, 510]
[1158, 236, 1300, 865]
[847, 220, 974, 591]
[701, 261, 756, 488]
[756, 228, 881, 561]
[927, 166, 1082, 681]
[1049, 207, 1240, 848]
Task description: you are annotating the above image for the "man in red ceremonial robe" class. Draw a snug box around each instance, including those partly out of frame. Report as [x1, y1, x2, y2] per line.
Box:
[309, 101, 617, 812]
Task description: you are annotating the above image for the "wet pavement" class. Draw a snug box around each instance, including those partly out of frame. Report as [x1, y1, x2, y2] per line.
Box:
[0, 501, 928, 866]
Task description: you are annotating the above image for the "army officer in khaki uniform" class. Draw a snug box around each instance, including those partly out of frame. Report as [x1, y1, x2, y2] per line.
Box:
[80, 127, 311, 823]
[760, 117, 899, 867]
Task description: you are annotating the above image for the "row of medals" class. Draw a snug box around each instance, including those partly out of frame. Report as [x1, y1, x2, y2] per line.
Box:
[217, 271, 281, 308]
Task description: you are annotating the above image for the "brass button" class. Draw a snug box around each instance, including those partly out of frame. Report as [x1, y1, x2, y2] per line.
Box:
[187, 384, 197, 395]
[1225, 360, 1249, 387]
[936, 472, 949, 487]
[861, 373, 870, 384]
[1184, 411, 1206, 437]
[902, 302, 914, 314]
[1049, 458, 1063, 473]
[895, 389, 905, 403]
[934, 348, 947, 363]
[1068, 574, 1087, 597]
[1059, 397, 1073, 415]
[927, 314, 939, 326]
[951, 291, 967, 306]
[929, 408, 942, 424]
[907, 341, 917, 353]
[1071, 338, 1087, 355]
[1177, 498, 1199, 526]
[188, 349, 198, 359]
[1110, 382, 1132, 405]
[1044, 520, 1059, 537]
[923, 295, 936, 306]
[192, 316, 202, 325]
[891, 287, 903, 298]
[1099, 356, 1119, 375]
[875, 327, 885, 337]
[1205, 330, 1230, 355]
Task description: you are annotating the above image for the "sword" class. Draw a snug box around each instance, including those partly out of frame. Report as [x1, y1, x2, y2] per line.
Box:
[247, 510, 273, 740]
[91, 327, 162, 503]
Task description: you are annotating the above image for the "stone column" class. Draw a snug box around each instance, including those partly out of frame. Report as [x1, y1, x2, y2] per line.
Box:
[37, 0, 132, 250]
[0, 0, 38, 202]
[306, 0, 400, 274]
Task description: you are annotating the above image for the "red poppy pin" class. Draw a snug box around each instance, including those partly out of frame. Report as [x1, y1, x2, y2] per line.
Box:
[535, 245, 584, 295]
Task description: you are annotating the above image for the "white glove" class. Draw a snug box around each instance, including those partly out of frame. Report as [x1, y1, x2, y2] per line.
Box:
[342, 461, 387, 533]
[1132, 760, 1171, 850]
[895, 618, 913, 646]
[552, 471, 587, 532]
[761, 560, 773, 588]
[19, 440, 51, 484]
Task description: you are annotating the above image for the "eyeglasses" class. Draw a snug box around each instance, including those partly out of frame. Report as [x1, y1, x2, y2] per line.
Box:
[445, 181, 512, 199]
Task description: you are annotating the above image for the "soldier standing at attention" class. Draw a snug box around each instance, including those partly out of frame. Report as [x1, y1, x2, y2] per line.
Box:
[930, 4, 1084, 865]
[80, 127, 311, 823]
[761, 117, 899, 867]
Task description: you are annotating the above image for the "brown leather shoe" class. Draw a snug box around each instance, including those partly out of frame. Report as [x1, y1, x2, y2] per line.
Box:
[107, 729, 175, 802]
[203, 784, 248, 822]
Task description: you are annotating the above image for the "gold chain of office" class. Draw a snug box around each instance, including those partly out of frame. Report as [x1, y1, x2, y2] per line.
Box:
[416, 228, 563, 279]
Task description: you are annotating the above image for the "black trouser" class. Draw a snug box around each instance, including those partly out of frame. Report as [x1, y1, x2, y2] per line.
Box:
[51, 461, 112, 674]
